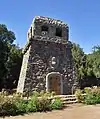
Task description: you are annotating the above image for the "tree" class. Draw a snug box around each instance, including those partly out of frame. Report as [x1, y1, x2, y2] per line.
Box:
[5, 45, 23, 89]
[71, 43, 87, 80]
[0, 24, 16, 89]
[87, 45, 100, 78]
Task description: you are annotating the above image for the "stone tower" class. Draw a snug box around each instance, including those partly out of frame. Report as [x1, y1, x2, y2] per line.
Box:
[17, 16, 76, 95]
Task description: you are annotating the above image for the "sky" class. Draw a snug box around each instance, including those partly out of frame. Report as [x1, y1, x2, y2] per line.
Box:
[0, 0, 100, 53]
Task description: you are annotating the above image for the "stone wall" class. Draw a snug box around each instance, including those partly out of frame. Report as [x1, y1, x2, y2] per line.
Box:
[17, 39, 75, 94]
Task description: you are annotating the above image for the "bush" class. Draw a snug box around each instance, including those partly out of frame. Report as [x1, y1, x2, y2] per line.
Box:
[15, 100, 28, 114]
[26, 99, 37, 112]
[26, 95, 39, 112]
[75, 89, 84, 103]
[37, 97, 51, 111]
[0, 96, 17, 116]
[27, 91, 53, 112]
[0, 91, 63, 117]
[84, 87, 91, 94]
[74, 87, 100, 105]
[84, 87, 100, 105]
[50, 98, 63, 110]
[84, 93, 97, 105]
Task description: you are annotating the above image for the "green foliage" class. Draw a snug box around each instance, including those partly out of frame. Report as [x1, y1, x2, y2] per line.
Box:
[15, 100, 28, 114]
[84, 87, 100, 105]
[0, 24, 23, 90]
[36, 97, 51, 111]
[84, 93, 100, 105]
[84, 87, 92, 94]
[0, 95, 17, 116]
[0, 91, 63, 117]
[71, 43, 87, 80]
[75, 89, 84, 103]
[0, 24, 16, 88]
[72, 43, 100, 81]
[50, 98, 63, 110]
[0, 100, 17, 116]
[72, 43, 100, 88]
[29, 91, 60, 112]
[87, 46, 100, 78]
[26, 97, 38, 112]
[75, 87, 100, 105]
[5, 44, 22, 89]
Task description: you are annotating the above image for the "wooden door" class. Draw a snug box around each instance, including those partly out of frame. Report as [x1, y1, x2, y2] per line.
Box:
[50, 76, 61, 95]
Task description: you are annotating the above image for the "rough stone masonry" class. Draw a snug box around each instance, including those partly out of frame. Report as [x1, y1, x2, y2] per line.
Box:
[17, 16, 76, 95]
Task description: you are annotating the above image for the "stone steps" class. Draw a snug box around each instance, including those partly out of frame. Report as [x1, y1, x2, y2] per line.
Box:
[48, 95, 77, 104]
[23, 95, 78, 104]
[58, 94, 86, 104]
[63, 100, 78, 104]
[61, 97, 77, 101]
[59, 95, 78, 104]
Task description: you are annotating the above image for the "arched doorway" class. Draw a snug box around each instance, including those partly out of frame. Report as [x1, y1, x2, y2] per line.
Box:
[46, 72, 63, 95]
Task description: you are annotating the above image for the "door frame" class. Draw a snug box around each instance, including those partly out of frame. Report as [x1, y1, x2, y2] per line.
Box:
[46, 72, 63, 94]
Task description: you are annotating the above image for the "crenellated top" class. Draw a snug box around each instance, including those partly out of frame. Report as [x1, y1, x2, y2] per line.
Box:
[24, 16, 70, 54]
[27, 16, 69, 41]
[32, 16, 67, 28]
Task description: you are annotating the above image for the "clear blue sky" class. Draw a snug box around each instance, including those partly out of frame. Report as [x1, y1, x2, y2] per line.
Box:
[0, 0, 100, 53]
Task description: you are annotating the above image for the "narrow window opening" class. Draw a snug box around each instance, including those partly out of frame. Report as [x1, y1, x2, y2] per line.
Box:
[30, 27, 32, 37]
[41, 25, 48, 32]
[28, 33, 29, 38]
[56, 28, 62, 37]
[30, 27, 32, 33]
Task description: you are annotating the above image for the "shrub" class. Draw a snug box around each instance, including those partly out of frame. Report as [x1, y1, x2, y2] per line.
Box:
[50, 98, 63, 110]
[26, 96, 39, 112]
[27, 91, 52, 112]
[84, 93, 97, 105]
[0, 97, 17, 116]
[15, 100, 28, 114]
[84, 87, 91, 94]
[37, 97, 51, 111]
[0, 91, 64, 117]
[84, 87, 100, 105]
[75, 89, 84, 103]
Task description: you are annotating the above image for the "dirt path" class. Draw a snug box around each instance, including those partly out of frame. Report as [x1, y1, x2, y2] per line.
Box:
[1, 104, 100, 119]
